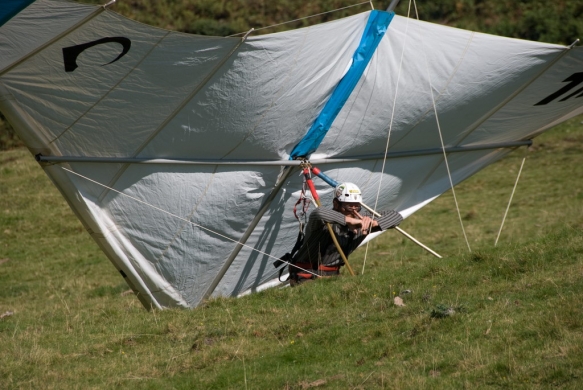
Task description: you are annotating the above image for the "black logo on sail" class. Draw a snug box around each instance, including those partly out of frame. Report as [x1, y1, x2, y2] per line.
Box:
[62, 37, 131, 72]
[536, 72, 583, 105]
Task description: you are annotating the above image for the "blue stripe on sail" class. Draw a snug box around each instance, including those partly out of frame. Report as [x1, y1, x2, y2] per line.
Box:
[289, 10, 394, 159]
[0, 0, 35, 28]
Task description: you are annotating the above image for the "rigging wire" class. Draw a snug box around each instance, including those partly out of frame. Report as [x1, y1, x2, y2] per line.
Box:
[227, 1, 372, 37]
[362, 0, 412, 274]
[413, 0, 472, 252]
[495, 147, 528, 246]
[59, 166, 321, 279]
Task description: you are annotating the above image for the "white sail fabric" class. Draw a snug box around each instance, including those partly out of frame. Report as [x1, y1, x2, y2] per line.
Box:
[1, 0, 582, 308]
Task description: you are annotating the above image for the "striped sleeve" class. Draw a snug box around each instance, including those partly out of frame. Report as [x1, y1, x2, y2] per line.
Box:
[307, 208, 346, 225]
[375, 210, 403, 230]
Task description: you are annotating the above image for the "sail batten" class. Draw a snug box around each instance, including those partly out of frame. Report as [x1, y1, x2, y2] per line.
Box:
[0, 1, 102, 76]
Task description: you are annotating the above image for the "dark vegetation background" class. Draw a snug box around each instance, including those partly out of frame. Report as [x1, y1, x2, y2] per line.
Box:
[1, 0, 582, 150]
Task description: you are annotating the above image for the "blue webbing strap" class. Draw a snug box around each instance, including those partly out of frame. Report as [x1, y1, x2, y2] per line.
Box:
[289, 10, 394, 159]
[312, 167, 339, 188]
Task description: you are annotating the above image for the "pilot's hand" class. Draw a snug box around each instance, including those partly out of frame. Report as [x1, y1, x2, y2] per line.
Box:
[359, 216, 374, 234]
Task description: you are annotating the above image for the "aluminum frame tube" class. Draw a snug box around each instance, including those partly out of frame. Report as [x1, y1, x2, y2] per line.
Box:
[36, 139, 533, 166]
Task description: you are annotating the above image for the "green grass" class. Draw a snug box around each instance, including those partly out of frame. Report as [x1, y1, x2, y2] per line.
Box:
[1, 116, 583, 389]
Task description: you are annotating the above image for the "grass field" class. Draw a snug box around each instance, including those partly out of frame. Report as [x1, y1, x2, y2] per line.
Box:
[1, 116, 582, 389]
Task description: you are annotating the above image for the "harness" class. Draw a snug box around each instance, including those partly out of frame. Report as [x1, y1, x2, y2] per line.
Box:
[273, 163, 341, 284]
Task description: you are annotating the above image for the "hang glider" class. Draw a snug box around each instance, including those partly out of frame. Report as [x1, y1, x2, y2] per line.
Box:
[1, 0, 582, 309]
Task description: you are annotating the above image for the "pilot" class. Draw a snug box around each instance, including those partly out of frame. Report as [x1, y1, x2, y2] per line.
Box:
[288, 182, 402, 285]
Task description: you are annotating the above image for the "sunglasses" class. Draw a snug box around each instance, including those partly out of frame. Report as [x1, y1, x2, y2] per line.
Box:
[340, 203, 361, 212]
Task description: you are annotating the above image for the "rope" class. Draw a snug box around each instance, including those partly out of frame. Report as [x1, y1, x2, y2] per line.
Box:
[362, 0, 412, 274]
[227, 1, 371, 37]
[413, 0, 472, 252]
[60, 167, 321, 279]
[495, 150, 527, 246]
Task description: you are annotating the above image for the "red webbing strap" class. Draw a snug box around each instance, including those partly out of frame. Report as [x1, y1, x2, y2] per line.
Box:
[318, 264, 340, 272]
[303, 168, 320, 203]
[293, 179, 311, 223]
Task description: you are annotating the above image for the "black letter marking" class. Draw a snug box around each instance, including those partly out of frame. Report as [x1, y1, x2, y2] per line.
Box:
[535, 72, 583, 106]
[62, 37, 131, 72]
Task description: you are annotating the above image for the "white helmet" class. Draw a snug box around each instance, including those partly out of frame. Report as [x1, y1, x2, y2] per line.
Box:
[334, 182, 362, 203]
